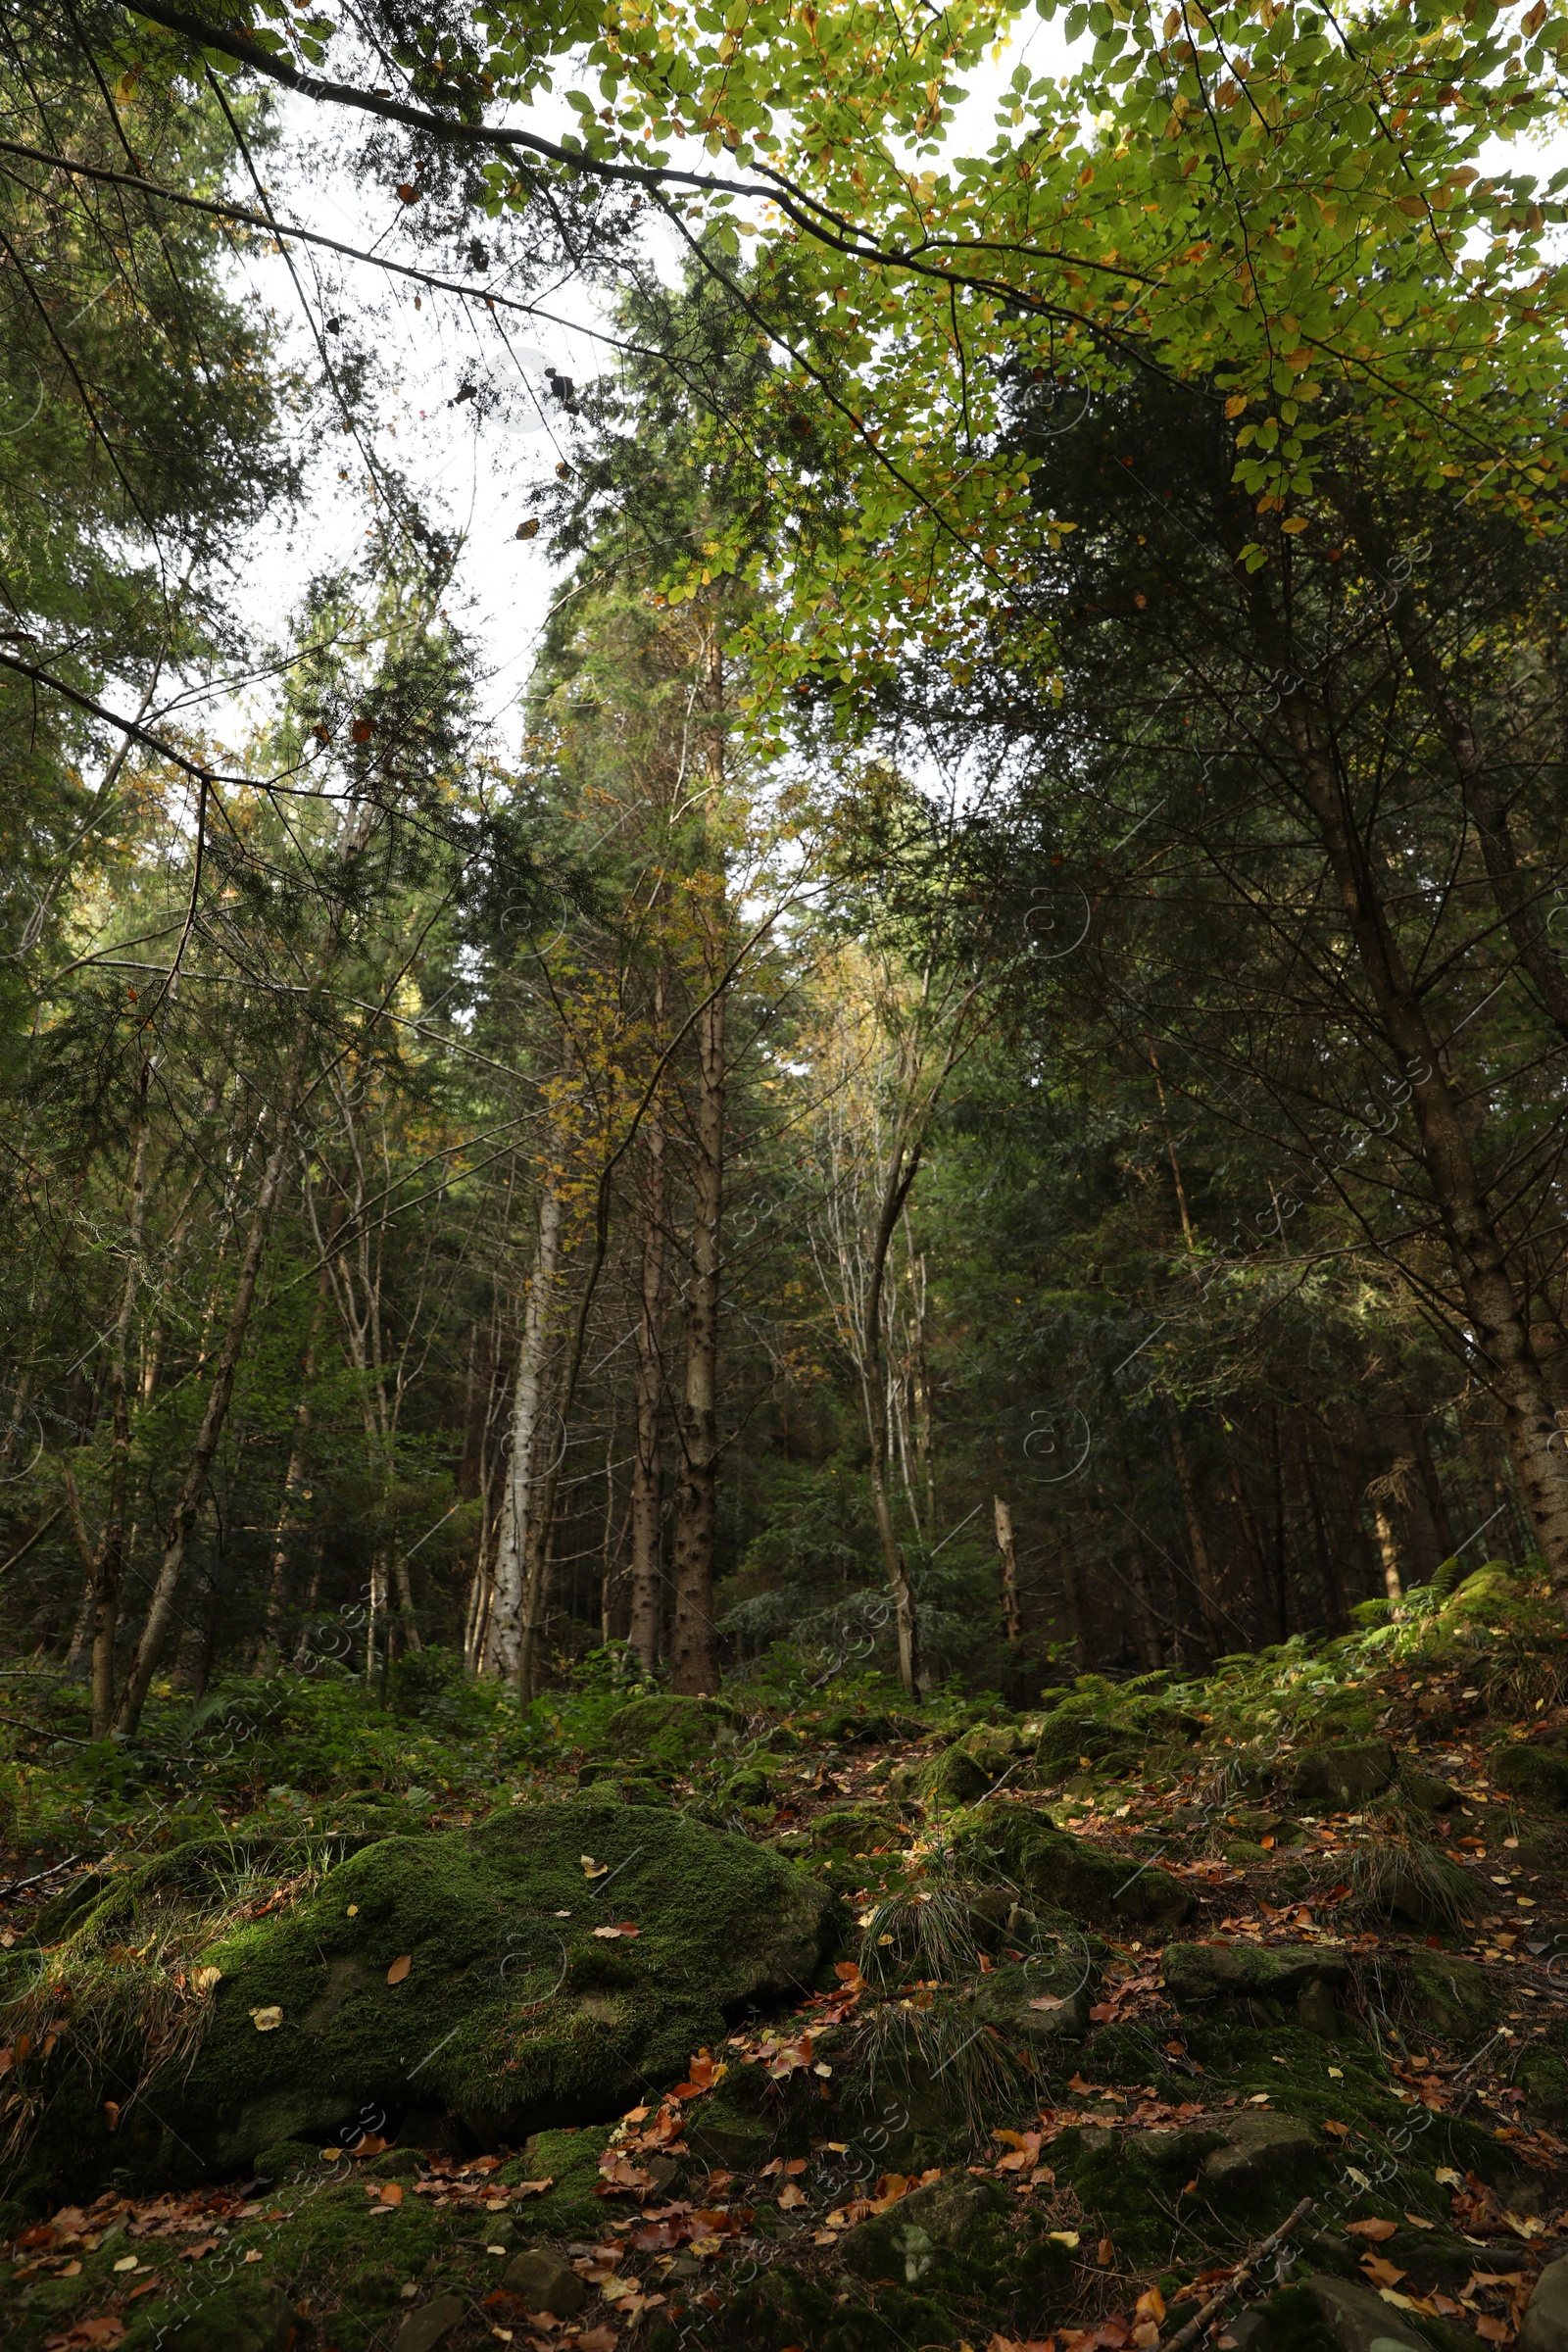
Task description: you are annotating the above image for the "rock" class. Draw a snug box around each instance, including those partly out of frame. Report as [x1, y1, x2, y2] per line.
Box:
[1200, 2111, 1319, 2193]
[1520, 2250, 1568, 2352]
[970, 1960, 1094, 2052]
[1396, 1950, 1495, 2037]
[502, 2251, 589, 2316]
[392, 2292, 467, 2352]
[1289, 1742, 1397, 1807]
[1215, 2310, 1274, 2352]
[1163, 1940, 1347, 2037]
[1300, 2271, 1429, 2352]
[838, 2172, 1006, 2285]
[1400, 1770, 1461, 1813]
[925, 1745, 999, 1806]
[138, 2282, 298, 2352]
[43, 1796, 834, 2196]
[1493, 1745, 1568, 1812]
[597, 1693, 736, 1766]
[956, 1804, 1196, 1936]
[807, 1804, 898, 1855]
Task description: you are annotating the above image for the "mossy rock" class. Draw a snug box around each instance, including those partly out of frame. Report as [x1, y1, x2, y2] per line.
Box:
[954, 1802, 1196, 1936]
[1491, 1742, 1568, 1811]
[1516, 2017, 1568, 2130]
[1388, 1949, 1497, 2039]
[837, 2170, 1007, 2287]
[119, 2280, 298, 2352]
[969, 1957, 1095, 2055]
[1401, 1769, 1461, 1813]
[1033, 1710, 1142, 1784]
[808, 1804, 900, 1856]
[595, 1693, 738, 1767]
[495, 2122, 613, 2230]
[17, 1797, 833, 2204]
[1288, 1741, 1397, 1807]
[1162, 1940, 1348, 2038]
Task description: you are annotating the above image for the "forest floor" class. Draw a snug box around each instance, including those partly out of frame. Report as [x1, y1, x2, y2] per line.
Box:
[4, 1562, 1568, 2352]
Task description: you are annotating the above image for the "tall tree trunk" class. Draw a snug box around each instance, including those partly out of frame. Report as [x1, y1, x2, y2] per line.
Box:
[1373, 1504, 1404, 1602]
[994, 1494, 1021, 1640]
[1280, 691, 1568, 1606]
[113, 1109, 297, 1735]
[670, 622, 729, 1700]
[90, 1104, 148, 1738]
[485, 1186, 564, 1684]
[628, 1039, 668, 1673]
[669, 977, 725, 1695]
[1162, 1396, 1228, 1655]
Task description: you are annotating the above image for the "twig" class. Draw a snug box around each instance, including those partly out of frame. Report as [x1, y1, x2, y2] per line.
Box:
[1163, 2195, 1315, 2352]
[0, 1853, 89, 1900]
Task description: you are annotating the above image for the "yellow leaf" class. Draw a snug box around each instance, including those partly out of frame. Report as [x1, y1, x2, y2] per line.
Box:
[386, 1954, 412, 1985]
[250, 2006, 283, 2033]
[1225, 394, 1248, 418]
[1281, 516, 1309, 533]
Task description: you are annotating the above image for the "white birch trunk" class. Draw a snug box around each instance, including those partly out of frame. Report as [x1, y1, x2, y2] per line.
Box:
[483, 1188, 563, 1681]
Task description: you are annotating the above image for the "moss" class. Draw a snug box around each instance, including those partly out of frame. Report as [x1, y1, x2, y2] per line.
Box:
[807, 1804, 900, 1855]
[954, 1800, 1196, 1936]
[596, 1694, 737, 1768]
[1491, 1742, 1568, 1811]
[498, 2123, 613, 2230]
[15, 1797, 835, 2202]
[1516, 2016, 1568, 2129]
[1385, 1949, 1497, 2039]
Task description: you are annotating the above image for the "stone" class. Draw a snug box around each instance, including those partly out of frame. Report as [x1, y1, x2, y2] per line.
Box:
[970, 1960, 1093, 2051]
[807, 1803, 898, 1855]
[1163, 1940, 1348, 2008]
[838, 2172, 1006, 2285]
[1288, 1742, 1397, 1807]
[597, 1693, 736, 1766]
[1300, 2271, 1429, 2352]
[1519, 2249, 1568, 2352]
[955, 1804, 1196, 1936]
[1493, 1745, 1568, 1813]
[143, 2282, 298, 2352]
[1200, 2111, 1319, 2192]
[27, 1796, 835, 2201]
[1215, 2310, 1274, 2352]
[1396, 1950, 1495, 2038]
[392, 2292, 467, 2352]
[502, 2250, 589, 2316]
[1400, 1770, 1461, 1814]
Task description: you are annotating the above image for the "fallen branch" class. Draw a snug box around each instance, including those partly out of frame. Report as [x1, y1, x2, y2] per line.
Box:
[1163, 2195, 1315, 2352]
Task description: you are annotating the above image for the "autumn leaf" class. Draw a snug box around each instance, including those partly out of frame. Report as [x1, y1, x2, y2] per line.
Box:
[1136, 2287, 1166, 2324]
[1347, 2219, 1398, 2241]
[1359, 2256, 1407, 2288]
[181, 2238, 218, 2261]
[777, 2181, 808, 2209]
[1472, 2321, 1512, 2345]
[386, 1954, 412, 1985]
[581, 1854, 610, 1879]
[351, 716, 373, 742]
[516, 517, 541, 539]
[396, 183, 421, 203]
[1097, 2235, 1115, 2267]
[192, 1966, 221, 1994]
[250, 2006, 283, 2033]
[513, 2177, 555, 2195]
[102, 2101, 121, 2132]
[378, 2182, 404, 2206]
[1029, 1994, 1066, 2012]
[1323, 2119, 1349, 2137]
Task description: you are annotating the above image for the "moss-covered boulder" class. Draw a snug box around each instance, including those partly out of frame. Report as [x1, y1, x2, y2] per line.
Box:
[594, 1693, 737, 1768]
[1393, 1949, 1496, 2039]
[806, 1804, 901, 1855]
[1492, 1742, 1568, 1811]
[970, 1959, 1095, 2054]
[955, 1803, 1196, 1936]
[1288, 1741, 1396, 1807]
[1032, 1709, 1142, 1786]
[1162, 1940, 1348, 2038]
[837, 2171, 1008, 2287]
[23, 1797, 834, 2203]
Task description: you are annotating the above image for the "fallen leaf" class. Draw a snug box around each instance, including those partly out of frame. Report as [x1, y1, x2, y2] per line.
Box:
[387, 1955, 412, 1986]
[576, 2331, 619, 2352]
[777, 2181, 808, 2210]
[1323, 2119, 1349, 2138]
[1360, 2256, 1407, 2288]
[1097, 2235, 1115, 2267]
[581, 1855, 609, 1880]
[1050, 2230, 1081, 2249]
[1472, 2321, 1511, 2345]
[1029, 1995, 1067, 2012]
[379, 2182, 404, 2206]
[1435, 2167, 1463, 2187]
[1136, 2287, 1166, 2324]
[1347, 2219, 1398, 2242]
[102, 2101, 120, 2132]
[513, 2178, 554, 2196]
[192, 1966, 221, 1993]
[113, 2255, 140, 2273]
[181, 2238, 218, 2261]
[250, 2007, 283, 2033]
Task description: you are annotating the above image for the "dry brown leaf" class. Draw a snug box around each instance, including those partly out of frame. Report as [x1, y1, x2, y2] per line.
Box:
[386, 1955, 412, 1986]
[1346, 2219, 1398, 2242]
